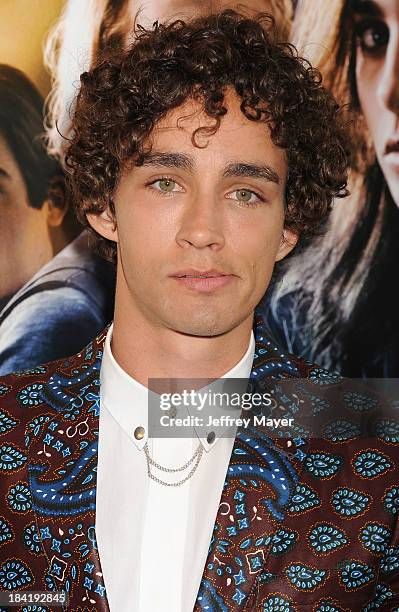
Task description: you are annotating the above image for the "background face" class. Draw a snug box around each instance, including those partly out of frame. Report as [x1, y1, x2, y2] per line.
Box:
[111, 92, 290, 338]
[0, 135, 52, 300]
[354, 0, 399, 204]
[130, 0, 288, 26]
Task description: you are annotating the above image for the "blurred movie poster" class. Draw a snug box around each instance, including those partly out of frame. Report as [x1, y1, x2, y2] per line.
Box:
[0, 0, 398, 378]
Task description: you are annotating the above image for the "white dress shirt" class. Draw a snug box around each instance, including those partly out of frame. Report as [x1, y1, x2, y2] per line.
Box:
[96, 326, 255, 612]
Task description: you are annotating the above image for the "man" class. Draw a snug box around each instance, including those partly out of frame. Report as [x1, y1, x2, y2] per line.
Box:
[0, 11, 397, 612]
[0, 64, 115, 375]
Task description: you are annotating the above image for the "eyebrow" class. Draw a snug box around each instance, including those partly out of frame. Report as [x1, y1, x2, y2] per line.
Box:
[222, 162, 280, 185]
[352, 0, 382, 17]
[137, 151, 194, 171]
[136, 151, 280, 184]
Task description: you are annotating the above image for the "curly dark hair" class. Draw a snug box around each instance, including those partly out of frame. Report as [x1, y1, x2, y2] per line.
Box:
[65, 10, 350, 261]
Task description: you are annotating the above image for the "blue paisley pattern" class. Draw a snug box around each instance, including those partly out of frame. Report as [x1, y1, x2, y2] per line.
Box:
[360, 523, 391, 554]
[308, 368, 343, 385]
[287, 483, 321, 514]
[17, 384, 44, 408]
[15, 365, 47, 377]
[307, 523, 348, 555]
[228, 429, 298, 522]
[197, 579, 229, 611]
[25, 415, 52, 447]
[285, 563, 328, 590]
[40, 362, 101, 417]
[323, 419, 360, 442]
[343, 392, 379, 413]
[23, 523, 42, 555]
[261, 594, 295, 611]
[362, 583, 394, 611]
[0, 409, 17, 435]
[30, 441, 98, 517]
[0, 516, 13, 546]
[0, 444, 27, 472]
[352, 450, 392, 478]
[374, 419, 399, 443]
[0, 558, 33, 590]
[250, 333, 299, 379]
[383, 485, 399, 516]
[304, 452, 343, 479]
[6, 482, 32, 513]
[0, 383, 10, 396]
[307, 395, 330, 415]
[338, 560, 375, 590]
[270, 527, 297, 555]
[380, 546, 399, 574]
[331, 488, 370, 517]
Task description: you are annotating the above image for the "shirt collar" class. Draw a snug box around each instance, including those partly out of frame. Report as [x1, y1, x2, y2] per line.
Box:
[100, 324, 255, 452]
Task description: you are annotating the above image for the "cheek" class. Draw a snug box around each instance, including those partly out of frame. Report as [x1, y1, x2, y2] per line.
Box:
[0, 200, 16, 238]
[232, 216, 283, 272]
[0, 195, 33, 241]
[356, 57, 381, 136]
[116, 207, 168, 274]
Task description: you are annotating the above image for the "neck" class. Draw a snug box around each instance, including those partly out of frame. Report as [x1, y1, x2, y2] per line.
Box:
[111, 305, 254, 387]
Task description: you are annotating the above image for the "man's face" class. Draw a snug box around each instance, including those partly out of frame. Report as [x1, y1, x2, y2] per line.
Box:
[90, 91, 296, 337]
[0, 135, 53, 301]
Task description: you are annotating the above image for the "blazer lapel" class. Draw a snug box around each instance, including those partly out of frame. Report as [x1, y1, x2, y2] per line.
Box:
[27, 332, 109, 611]
[194, 315, 309, 610]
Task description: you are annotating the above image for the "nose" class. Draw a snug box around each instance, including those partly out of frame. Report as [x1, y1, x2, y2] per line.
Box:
[377, 30, 399, 115]
[175, 195, 225, 251]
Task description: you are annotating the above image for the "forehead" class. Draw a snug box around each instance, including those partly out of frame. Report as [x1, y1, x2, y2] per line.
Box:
[131, 0, 287, 26]
[147, 91, 287, 174]
[352, 0, 399, 16]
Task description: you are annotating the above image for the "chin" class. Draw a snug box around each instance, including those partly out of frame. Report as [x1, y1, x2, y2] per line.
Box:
[169, 313, 238, 338]
[388, 184, 399, 208]
[381, 164, 399, 207]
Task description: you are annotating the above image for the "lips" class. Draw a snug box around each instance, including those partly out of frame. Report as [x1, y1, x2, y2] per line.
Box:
[171, 272, 235, 292]
[171, 268, 229, 278]
[385, 138, 399, 155]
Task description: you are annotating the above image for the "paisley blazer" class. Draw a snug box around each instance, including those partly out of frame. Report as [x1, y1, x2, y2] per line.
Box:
[0, 315, 398, 611]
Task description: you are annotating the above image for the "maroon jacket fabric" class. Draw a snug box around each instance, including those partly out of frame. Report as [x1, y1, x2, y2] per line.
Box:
[0, 317, 398, 611]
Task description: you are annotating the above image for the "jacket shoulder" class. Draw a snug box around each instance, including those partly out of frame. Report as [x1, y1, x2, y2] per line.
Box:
[0, 329, 106, 436]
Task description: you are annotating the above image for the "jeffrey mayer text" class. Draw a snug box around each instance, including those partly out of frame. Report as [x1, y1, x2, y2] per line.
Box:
[160, 415, 294, 429]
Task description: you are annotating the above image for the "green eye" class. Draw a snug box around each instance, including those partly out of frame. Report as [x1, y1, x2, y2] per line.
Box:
[158, 178, 176, 192]
[236, 189, 254, 203]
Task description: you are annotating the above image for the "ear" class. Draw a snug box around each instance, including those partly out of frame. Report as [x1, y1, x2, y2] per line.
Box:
[86, 207, 119, 243]
[275, 227, 299, 262]
[43, 199, 67, 228]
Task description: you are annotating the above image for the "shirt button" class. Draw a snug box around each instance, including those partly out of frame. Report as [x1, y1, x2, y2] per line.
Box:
[207, 431, 216, 444]
[168, 406, 177, 418]
[134, 426, 145, 440]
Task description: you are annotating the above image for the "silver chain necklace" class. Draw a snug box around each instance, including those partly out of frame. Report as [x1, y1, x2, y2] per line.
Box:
[143, 441, 204, 487]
